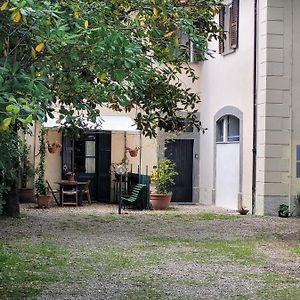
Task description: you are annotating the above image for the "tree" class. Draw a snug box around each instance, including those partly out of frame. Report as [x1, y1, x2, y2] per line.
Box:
[0, 0, 222, 216]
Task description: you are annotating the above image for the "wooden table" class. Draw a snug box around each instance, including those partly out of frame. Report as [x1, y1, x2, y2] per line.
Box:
[55, 180, 89, 206]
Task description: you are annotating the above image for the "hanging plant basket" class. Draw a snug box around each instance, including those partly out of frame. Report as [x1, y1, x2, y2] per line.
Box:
[126, 146, 140, 157]
[47, 141, 62, 154]
[129, 149, 138, 157]
[48, 146, 57, 154]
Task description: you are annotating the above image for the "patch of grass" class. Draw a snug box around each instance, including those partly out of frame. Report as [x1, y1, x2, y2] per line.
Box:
[291, 246, 300, 256]
[145, 236, 263, 265]
[0, 240, 141, 299]
[160, 212, 240, 223]
[0, 241, 69, 299]
[146, 236, 178, 245]
[73, 246, 142, 277]
[257, 272, 300, 299]
[84, 214, 119, 223]
[126, 273, 166, 300]
[196, 212, 240, 220]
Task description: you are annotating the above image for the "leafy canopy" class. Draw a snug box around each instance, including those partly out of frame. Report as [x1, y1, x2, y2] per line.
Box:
[0, 0, 222, 137]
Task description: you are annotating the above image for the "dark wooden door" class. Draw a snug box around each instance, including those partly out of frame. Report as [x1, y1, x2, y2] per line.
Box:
[165, 139, 193, 202]
[97, 132, 111, 202]
[62, 131, 111, 202]
[74, 133, 97, 201]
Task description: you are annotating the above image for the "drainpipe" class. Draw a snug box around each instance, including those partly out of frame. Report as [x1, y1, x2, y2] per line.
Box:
[288, 1, 294, 213]
[251, 0, 258, 215]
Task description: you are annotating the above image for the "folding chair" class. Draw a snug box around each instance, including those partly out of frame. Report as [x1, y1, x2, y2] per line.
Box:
[46, 180, 60, 206]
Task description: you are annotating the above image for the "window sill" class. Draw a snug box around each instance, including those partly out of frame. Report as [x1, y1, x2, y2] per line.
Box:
[221, 48, 236, 56]
[216, 141, 239, 145]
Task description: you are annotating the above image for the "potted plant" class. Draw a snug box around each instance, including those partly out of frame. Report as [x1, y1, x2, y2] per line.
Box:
[35, 128, 51, 208]
[18, 140, 35, 202]
[111, 157, 129, 181]
[47, 140, 62, 154]
[66, 171, 75, 181]
[238, 206, 249, 215]
[278, 204, 289, 218]
[150, 158, 178, 210]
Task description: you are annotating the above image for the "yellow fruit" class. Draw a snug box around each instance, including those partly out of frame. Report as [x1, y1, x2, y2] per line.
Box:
[0, 1, 9, 11]
[35, 42, 45, 52]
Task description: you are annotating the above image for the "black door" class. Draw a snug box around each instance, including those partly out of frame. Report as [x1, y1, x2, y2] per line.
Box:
[97, 132, 111, 202]
[62, 131, 111, 202]
[74, 133, 97, 201]
[165, 139, 193, 202]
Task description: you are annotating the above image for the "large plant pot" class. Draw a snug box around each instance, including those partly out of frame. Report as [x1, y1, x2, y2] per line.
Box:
[67, 175, 75, 182]
[19, 188, 34, 203]
[150, 193, 172, 210]
[37, 195, 51, 208]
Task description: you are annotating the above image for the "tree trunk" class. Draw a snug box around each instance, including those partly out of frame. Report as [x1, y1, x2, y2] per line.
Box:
[3, 179, 20, 217]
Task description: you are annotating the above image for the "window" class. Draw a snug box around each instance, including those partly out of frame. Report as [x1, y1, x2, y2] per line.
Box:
[178, 118, 194, 133]
[219, 0, 239, 54]
[176, 31, 203, 63]
[296, 145, 300, 178]
[74, 135, 96, 174]
[216, 115, 239, 143]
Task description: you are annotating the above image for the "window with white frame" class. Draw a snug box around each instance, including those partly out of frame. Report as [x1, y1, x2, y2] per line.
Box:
[216, 115, 240, 143]
[176, 30, 203, 63]
[219, 0, 239, 55]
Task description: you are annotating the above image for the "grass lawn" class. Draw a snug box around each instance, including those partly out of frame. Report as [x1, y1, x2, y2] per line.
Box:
[0, 205, 300, 299]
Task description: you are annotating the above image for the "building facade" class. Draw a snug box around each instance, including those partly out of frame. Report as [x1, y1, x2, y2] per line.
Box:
[199, 0, 300, 215]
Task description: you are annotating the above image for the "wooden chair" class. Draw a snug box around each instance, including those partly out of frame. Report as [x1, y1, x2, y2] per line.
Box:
[61, 182, 78, 206]
[46, 180, 60, 206]
[79, 181, 91, 205]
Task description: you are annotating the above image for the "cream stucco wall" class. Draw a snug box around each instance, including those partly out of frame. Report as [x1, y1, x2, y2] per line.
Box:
[255, 0, 299, 215]
[289, 0, 300, 215]
[199, 0, 255, 210]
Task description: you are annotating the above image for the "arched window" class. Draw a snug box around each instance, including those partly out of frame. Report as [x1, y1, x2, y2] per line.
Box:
[216, 115, 240, 143]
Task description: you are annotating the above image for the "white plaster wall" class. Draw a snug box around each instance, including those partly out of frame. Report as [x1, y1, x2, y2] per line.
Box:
[291, 0, 300, 214]
[199, 0, 254, 209]
[44, 129, 62, 191]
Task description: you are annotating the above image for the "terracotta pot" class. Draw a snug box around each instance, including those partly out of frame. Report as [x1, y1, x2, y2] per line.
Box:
[150, 193, 172, 210]
[129, 150, 138, 157]
[67, 175, 75, 182]
[37, 195, 51, 208]
[19, 188, 34, 203]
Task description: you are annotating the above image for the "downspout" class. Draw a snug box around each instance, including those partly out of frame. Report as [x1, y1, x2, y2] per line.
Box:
[251, 0, 258, 215]
[288, 0, 294, 213]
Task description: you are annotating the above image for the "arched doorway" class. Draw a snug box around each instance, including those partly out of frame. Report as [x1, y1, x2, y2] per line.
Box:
[215, 114, 240, 209]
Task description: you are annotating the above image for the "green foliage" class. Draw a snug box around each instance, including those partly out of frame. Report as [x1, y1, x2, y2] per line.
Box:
[19, 140, 34, 188]
[0, 0, 222, 214]
[0, 131, 22, 214]
[35, 128, 47, 196]
[150, 158, 178, 194]
[278, 204, 289, 217]
[0, 0, 222, 137]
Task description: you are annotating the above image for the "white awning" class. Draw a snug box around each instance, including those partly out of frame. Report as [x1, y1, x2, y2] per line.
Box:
[43, 115, 139, 133]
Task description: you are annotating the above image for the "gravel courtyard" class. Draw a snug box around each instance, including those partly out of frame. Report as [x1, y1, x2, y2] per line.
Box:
[0, 203, 300, 299]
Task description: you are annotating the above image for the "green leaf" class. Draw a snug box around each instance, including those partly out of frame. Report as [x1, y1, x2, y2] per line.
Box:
[24, 114, 33, 124]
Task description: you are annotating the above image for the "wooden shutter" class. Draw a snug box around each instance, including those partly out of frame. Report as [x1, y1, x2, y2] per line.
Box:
[219, 7, 225, 54]
[230, 0, 239, 49]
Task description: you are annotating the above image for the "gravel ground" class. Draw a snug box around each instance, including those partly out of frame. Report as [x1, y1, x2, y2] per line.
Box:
[1, 203, 300, 299]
